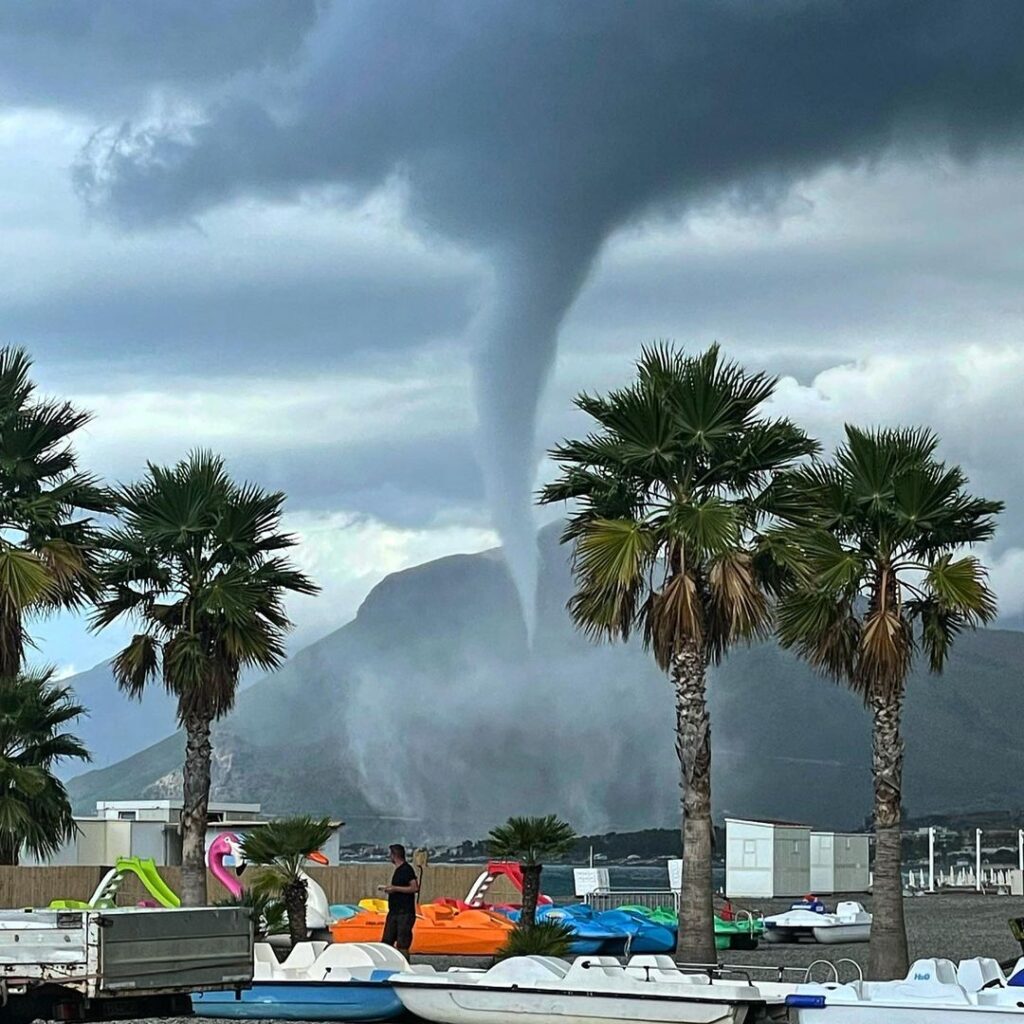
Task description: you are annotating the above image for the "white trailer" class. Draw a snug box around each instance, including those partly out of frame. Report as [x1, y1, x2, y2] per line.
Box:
[725, 818, 811, 898]
[0, 905, 253, 1023]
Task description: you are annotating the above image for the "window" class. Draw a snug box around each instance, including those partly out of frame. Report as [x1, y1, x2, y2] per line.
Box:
[208, 812, 224, 822]
[742, 839, 757, 868]
[117, 811, 137, 821]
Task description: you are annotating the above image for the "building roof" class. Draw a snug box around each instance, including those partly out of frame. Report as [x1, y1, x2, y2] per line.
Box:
[160, 819, 345, 830]
[96, 799, 262, 813]
[725, 817, 810, 828]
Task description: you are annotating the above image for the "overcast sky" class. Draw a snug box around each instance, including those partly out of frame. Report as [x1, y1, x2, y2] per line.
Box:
[4, 0, 1024, 675]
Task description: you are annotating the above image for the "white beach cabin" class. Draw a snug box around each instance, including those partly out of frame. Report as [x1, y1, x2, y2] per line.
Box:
[725, 818, 811, 898]
[810, 831, 870, 893]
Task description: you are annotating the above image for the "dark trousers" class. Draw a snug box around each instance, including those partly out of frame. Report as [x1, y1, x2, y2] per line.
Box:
[382, 909, 415, 949]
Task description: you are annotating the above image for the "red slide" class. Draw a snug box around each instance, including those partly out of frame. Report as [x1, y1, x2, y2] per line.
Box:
[438, 860, 554, 911]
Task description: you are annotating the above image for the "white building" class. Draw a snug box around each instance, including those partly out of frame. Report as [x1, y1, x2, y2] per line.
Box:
[725, 818, 811, 898]
[23, 799, 342, 867]
[809, 831, 870, 893]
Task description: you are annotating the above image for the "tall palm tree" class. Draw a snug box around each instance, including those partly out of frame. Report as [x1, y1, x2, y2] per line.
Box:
[92, 452, 318, 906]
[0, 668, 89, 864]
[539, 344, 817, 962]
[488, 815, 576, 928]
[241, 816, 335, 947]
[772, 425, 1001, 979]
[0, 347, 114, 676]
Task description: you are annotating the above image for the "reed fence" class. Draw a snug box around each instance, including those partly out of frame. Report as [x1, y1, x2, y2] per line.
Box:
[0, 863, 520, 909]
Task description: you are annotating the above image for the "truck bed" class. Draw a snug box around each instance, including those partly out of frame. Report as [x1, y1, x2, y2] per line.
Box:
[0, 905, 254, 1020]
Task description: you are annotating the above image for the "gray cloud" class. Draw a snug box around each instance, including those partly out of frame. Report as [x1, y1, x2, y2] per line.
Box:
[5, 263, 476, 372]
[231, 434, 484, 526]
[0, 0, 1016, 634]
[63, 0, 1024, 627]
[0, 1, 318, 112]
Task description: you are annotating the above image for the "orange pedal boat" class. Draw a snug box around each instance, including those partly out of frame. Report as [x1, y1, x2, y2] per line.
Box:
[329, 902, 514, 955]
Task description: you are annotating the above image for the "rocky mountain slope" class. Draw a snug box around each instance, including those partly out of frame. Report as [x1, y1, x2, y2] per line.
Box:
[68, 529, 1023, 840]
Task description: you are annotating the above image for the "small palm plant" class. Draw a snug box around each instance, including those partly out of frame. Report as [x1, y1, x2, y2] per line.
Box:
[487, 815, 576, 928]
[215, 888, 287, 940]
[772, 425, 1001, 979]
[241, 816, 334, 947]
[496, 919, 575, 961]
[0, 669, 90, 864]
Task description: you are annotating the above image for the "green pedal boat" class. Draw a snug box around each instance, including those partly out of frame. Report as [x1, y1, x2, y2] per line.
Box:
[616, 904, 764, 950]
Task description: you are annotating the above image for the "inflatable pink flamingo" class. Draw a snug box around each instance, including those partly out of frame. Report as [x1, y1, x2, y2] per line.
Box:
[207, 831, 245, 898]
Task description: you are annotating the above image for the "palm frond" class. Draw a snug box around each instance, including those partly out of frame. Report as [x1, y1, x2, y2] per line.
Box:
[487, 815, 577, 864]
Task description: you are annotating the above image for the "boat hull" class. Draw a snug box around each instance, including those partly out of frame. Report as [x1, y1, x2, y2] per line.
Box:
[791, 1002, 1022, 1023]
[764, 924, 870, 944]
[393, 984, 752, 1024]
[330, 908, 513, 956]
[191, 981, 403, 1021]
[812, 923, 871, 944]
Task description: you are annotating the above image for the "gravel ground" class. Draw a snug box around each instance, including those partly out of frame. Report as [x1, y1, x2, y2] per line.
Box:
[98, 892, 1024, 1024]
[721, 891, 1023, 980]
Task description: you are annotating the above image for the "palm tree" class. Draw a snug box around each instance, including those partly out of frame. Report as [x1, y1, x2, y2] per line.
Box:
[487, 815, 576, 927]
[497, 919, 575, 960]
[240, 816, 335, 947]
[0, 669, 89, 864]
[215, 888, 288, 941]
[772, 425, 1001, 979]
[539, 344, 817, 962]
[92, 452, 319, 906]
[0, 347, 114, 676]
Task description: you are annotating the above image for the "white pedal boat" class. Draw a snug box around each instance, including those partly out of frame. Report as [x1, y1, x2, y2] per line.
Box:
[763, 901, 871, 944]
[191, 941, 411, 1020]
[389, 954, 793, 1024]
[787, 957, 1024, 1022]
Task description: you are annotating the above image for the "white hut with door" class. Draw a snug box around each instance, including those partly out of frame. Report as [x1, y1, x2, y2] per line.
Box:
[725, 818, 811, 898]
[810, 831, 870, 893]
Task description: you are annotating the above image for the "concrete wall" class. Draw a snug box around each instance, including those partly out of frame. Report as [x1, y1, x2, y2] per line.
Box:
[0, 864, 520, 909]
[26, 821, 343, 868]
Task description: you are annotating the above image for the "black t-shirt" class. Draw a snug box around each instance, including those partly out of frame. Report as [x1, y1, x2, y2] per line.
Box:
[388, 862, 417, 913]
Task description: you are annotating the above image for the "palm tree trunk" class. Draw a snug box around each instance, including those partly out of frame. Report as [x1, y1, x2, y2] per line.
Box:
[180, 711, 212, 906]
[0, 833, 19, 865]
[0, 601, 24, 679]
[520, 863, 542, 928]
[868, 684, 909, 980]
[284, 878, 309, 948]
[672, 639, 716, 964]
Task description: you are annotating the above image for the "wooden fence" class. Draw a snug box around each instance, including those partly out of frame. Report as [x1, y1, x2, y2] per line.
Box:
[0, 864, 520, 909]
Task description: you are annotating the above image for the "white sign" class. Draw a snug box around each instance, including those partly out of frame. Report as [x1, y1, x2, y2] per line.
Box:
[574, 868, 609, 897]
[668, 858, 683, 891]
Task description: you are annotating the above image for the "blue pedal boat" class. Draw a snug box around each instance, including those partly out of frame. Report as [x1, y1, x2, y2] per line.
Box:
[191, 941, 405, 1021]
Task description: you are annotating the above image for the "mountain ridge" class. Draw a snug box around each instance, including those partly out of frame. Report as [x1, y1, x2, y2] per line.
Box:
[67, 529, 1023, 841]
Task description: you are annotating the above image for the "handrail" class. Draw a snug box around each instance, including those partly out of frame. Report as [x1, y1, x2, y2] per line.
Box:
[834, 958, 864, 982]
[804, 959, 839, 983]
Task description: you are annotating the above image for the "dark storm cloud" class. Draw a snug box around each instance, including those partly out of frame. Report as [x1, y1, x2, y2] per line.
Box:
[3, 262, 476, 371]
[58, 0, 1024, 618]
[0, 1, 318, 111]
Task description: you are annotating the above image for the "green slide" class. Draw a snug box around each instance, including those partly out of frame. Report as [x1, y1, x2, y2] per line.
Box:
[116, 856, 181, 907]
[50, 857, 181, 910]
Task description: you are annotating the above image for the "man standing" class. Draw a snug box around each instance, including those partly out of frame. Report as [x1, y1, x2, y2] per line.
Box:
[380, 843, 419, 956]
